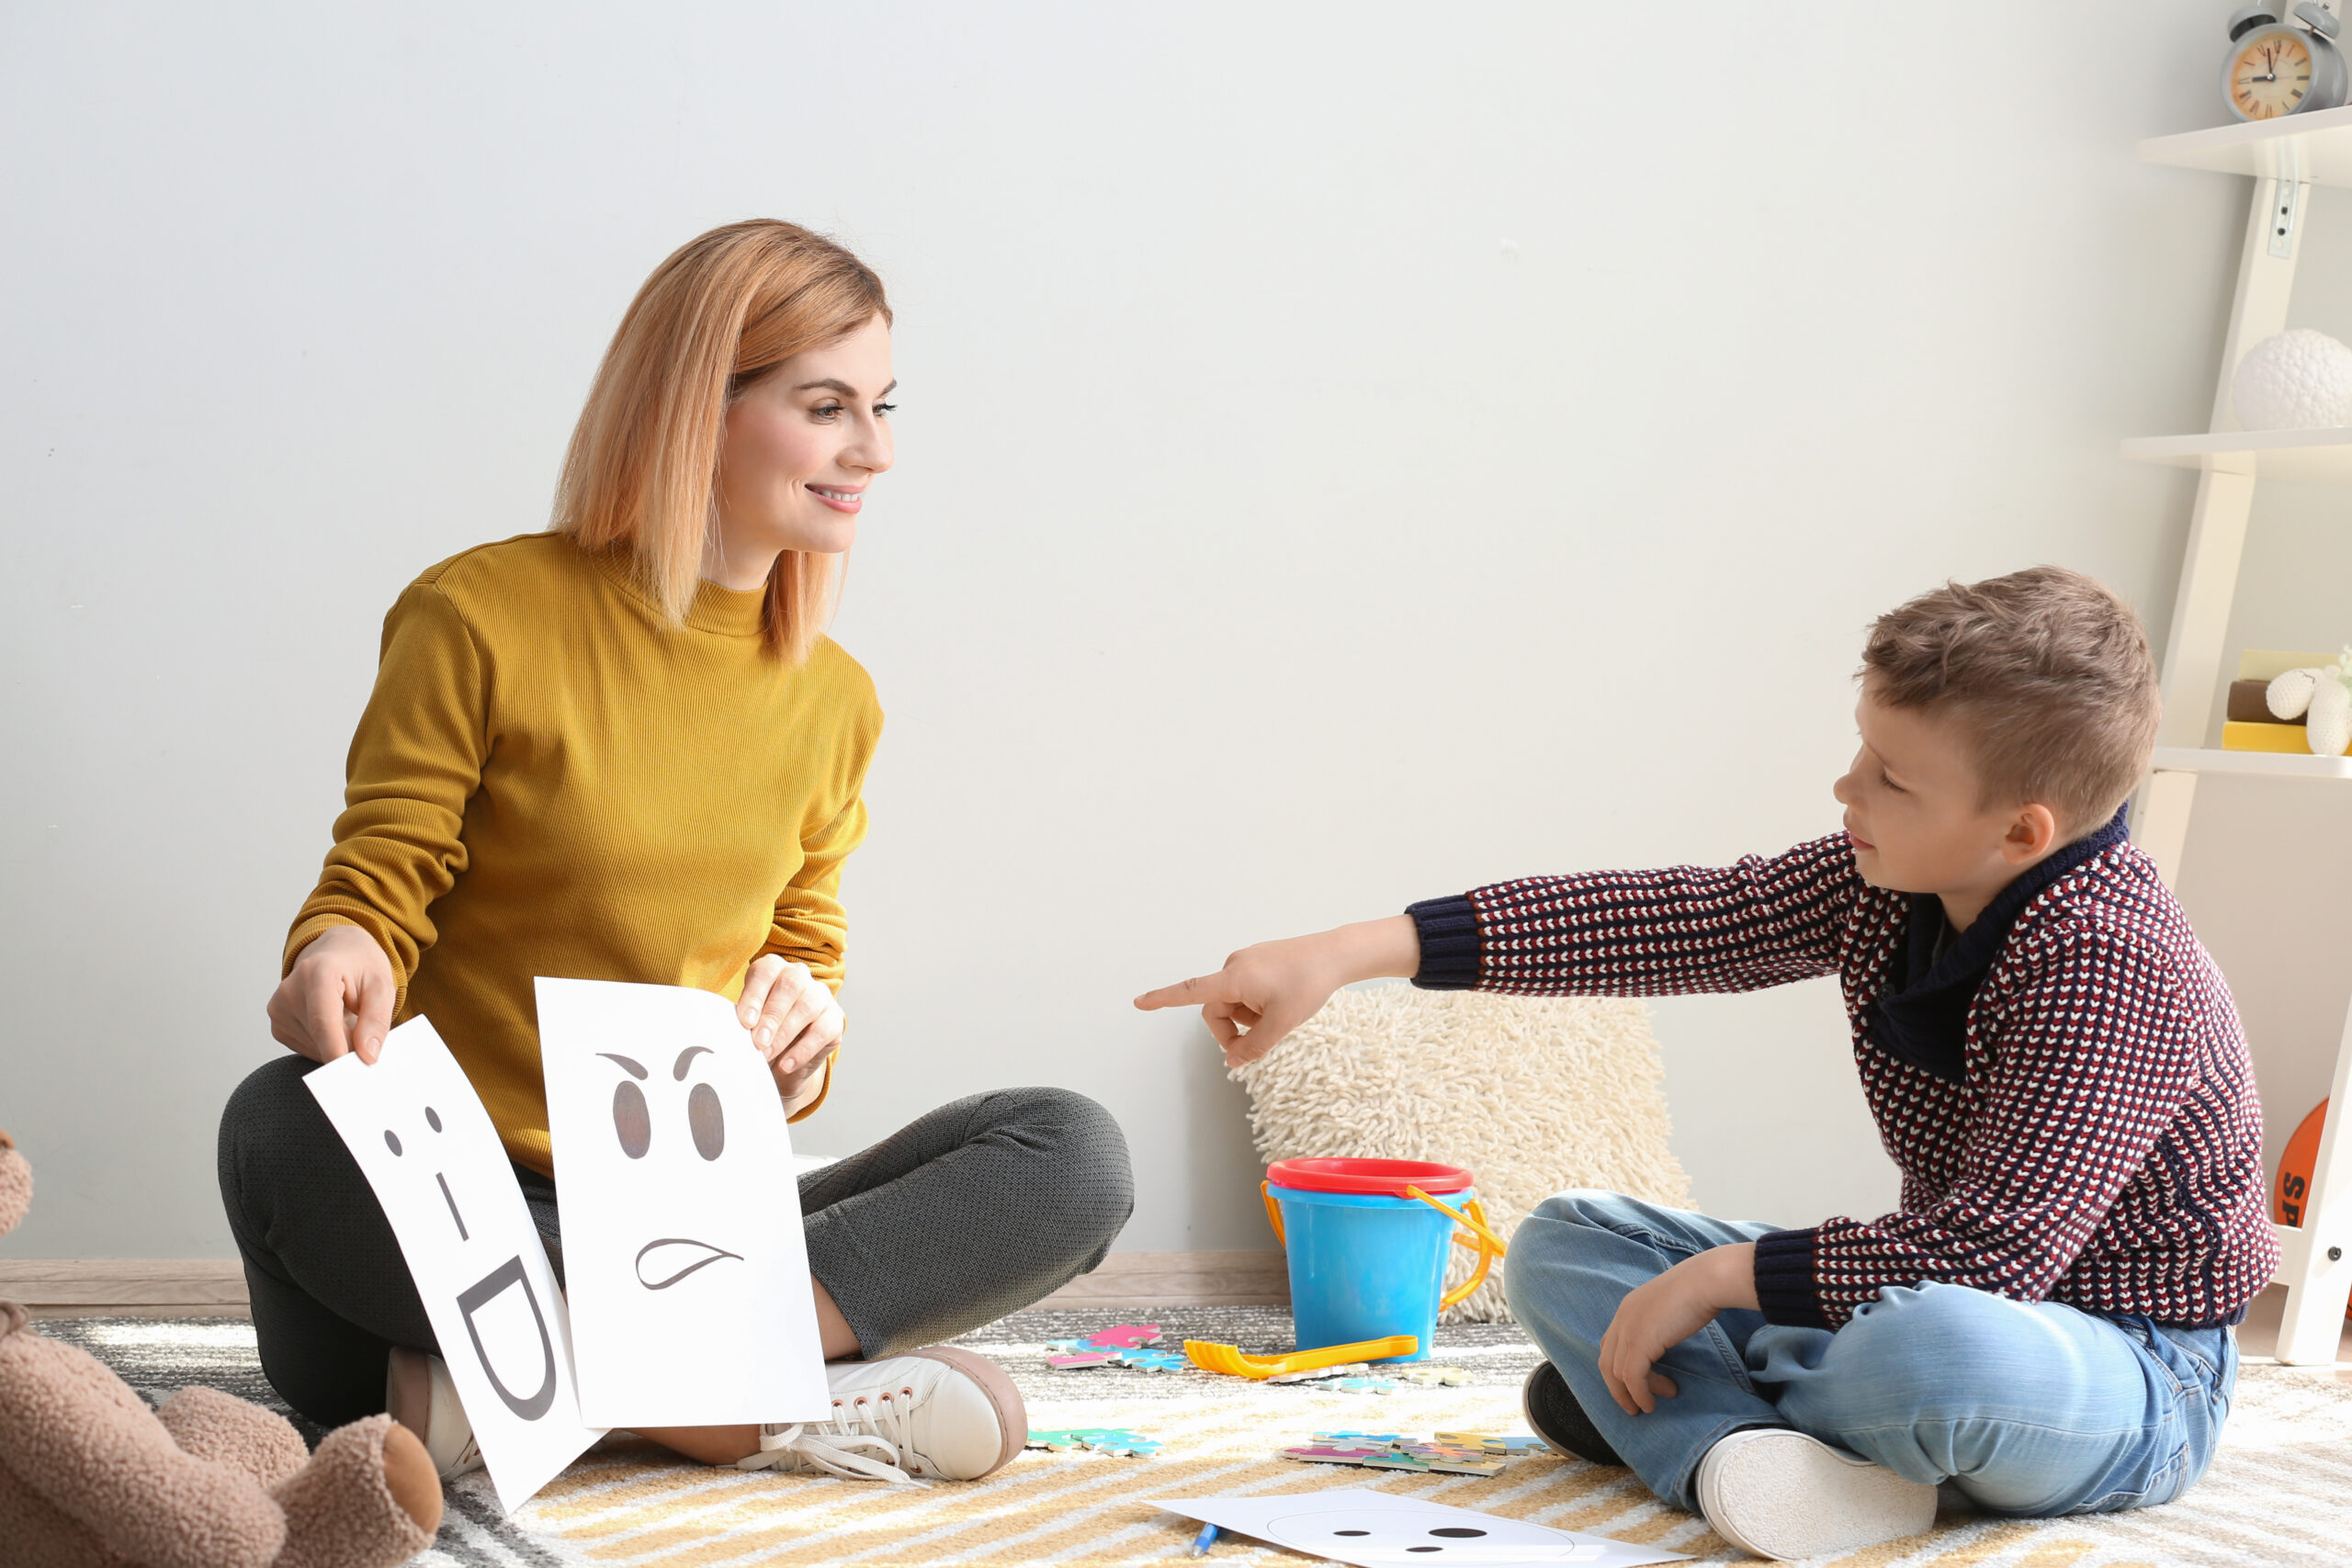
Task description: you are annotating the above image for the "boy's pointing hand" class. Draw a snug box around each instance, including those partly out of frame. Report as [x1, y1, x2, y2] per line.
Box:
[1134, 915, 1424, 1068]
[1134, 942, 1329, 1068]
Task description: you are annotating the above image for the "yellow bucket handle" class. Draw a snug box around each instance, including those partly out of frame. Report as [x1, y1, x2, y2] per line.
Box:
[1261, 1180, 1508, 1312]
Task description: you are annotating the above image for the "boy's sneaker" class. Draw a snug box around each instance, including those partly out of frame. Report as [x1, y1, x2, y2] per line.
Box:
[737, 1345, 1025, 1483]
[1521, 1360, 1625, 1466]
[386, 1346, 485, 1481]
[1695, 1427, 1936, 1561]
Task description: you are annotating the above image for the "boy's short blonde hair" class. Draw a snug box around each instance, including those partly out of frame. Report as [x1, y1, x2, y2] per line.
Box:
[1860, 567, 2160, 834]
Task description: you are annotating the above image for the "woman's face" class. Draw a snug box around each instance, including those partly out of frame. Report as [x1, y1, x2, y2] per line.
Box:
[707, 314, 895, 585]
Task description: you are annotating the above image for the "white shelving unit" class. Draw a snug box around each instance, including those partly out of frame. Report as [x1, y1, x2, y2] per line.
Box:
[2120, 427, 2352, 481]
[2126, 114, 2352, 1366]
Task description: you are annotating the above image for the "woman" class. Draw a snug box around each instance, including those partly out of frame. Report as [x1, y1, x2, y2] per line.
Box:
[218, 220, 1134, 1483]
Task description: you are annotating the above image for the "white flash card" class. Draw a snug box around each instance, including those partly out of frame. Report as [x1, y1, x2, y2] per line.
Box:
[537, 977, 830, 1428]
[1162, 1489, 1690, 1568]
[305, 1018, 603, 1513]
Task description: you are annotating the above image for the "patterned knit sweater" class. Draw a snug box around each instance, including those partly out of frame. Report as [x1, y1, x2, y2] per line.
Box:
[1408, 822, 2278, 1330]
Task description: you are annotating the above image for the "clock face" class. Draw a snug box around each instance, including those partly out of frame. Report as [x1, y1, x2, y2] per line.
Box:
[2233, 28, 2315, 118]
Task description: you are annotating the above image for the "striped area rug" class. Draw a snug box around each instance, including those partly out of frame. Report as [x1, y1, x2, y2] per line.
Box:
[48, 1310, 2352, 1566]
[456, 1310, 2352, 1568]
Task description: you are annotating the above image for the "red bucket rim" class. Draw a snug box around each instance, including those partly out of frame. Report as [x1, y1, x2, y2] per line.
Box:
[1266, 1157, 1473, 1195]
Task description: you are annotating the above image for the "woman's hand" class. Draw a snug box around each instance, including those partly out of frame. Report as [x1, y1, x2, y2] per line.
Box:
[1596, 1243, 1759, 1416]
[1134, 915, 1421, 1067]
[740, 955, 842, 1107]
[268, 925, 399, 1065]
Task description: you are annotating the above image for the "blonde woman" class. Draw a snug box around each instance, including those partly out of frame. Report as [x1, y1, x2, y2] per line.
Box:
[218, 220, 1133, 1483]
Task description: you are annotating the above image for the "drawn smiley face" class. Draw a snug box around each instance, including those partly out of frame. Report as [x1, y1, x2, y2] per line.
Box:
[380, 1103, 558, 1421]
[596, 1048, 744, 1291]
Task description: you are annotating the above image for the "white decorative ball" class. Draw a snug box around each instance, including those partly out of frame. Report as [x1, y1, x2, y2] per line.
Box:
[2233, 329, 2352, 431]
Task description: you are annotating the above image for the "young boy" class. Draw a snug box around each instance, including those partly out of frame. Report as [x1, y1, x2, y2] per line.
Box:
[1136, 568, 2273, 1562]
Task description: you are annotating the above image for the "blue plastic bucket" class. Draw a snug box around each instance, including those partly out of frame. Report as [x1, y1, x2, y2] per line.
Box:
[1261, 1158, 1505, 1363]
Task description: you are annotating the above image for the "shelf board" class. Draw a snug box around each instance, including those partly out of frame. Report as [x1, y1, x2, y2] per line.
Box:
[2121, 427, 2352, 481]
[2140, 105, 2352, 185]
[2153, 745, 2352, 779]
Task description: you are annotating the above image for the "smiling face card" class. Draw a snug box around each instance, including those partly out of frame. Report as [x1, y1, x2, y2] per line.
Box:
[1160, 1489, 1691, 1568]
[536, 976, 830, 1428]
[304, 1017, 603, 1513]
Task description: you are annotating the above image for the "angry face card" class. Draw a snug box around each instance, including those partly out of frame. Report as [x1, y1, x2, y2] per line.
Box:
[535, 976, 831, 1429]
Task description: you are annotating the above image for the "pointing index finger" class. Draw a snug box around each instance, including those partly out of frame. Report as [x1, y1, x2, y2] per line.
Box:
[1132, 973, 1234, 1011]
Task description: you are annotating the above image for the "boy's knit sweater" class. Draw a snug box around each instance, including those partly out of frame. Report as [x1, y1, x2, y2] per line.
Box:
[1408, 812, 2278, 1330]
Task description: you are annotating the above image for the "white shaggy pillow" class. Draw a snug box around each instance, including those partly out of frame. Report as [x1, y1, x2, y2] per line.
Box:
[1231, 985, 1691, 1323]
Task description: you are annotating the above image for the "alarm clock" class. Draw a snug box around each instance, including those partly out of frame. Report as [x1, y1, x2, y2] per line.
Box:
[2225, 3, 2350, 119]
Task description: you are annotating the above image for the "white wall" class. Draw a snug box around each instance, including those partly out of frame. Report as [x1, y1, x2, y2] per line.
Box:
[1, 1, 2298, 1261]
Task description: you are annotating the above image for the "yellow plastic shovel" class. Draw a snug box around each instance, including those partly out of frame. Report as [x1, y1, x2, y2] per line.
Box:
[1181, 1334, 1421, 1379]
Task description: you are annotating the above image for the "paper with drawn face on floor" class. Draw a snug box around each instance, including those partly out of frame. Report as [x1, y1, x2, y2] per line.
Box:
[537, 976, 830, 1428]
[305, 1018, 604, 1514]
[1162, 1488, 1690, 1568]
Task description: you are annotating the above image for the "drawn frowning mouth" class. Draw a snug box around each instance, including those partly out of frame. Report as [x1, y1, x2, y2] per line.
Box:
[633, 1237, 744, 1290]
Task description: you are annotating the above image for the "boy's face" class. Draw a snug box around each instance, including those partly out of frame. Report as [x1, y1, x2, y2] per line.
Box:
[1833, 688, 2060, 919]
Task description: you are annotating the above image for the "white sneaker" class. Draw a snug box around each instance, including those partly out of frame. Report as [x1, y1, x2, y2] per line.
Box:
[737, 1346, 1026, 1483]
[1695, 1427, 1937, 1561]
[386, 1346, 484, 1481]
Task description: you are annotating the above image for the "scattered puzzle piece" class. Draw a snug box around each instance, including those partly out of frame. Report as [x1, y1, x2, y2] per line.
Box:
[1115, 1348, 1191, 1372]
[1267, 1361, 1372, 1384]
[1023, 1427, 1163, 1457]
[1327, 1377, 1400, 1394]
[1393, 1364, 1474, 1387]
[1281, 1443, 1393, 1464]
[1432, 1430, 1550, 1458]
[1046, 1352, 1122, 1370]
[1280, 1433, 1512, 1478]
[1083, 1324, 1163, 1349]
[1363, 1444, 1507, 1478]
[1046, 1324, 1163, 1354]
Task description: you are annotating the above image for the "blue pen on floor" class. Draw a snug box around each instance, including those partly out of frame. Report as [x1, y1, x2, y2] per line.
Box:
[1190, 1521, 1220, 1556]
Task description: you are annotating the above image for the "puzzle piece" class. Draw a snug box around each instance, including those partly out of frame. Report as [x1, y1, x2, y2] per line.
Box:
[1281, 1443, 1394, 1464]
[1046, 1323, 1163, 1354]
[1023, 1427, 1163, 1457]
[1363, 1443, 1507, 1478]
[1085, 1323, 1163, 1348]
[1281, 1434, 1511, 1478]
[1393, 1364, 1474, 1387]
[1045, 1342, 1189, 1372]
[1267, 1361, 1372, 1384]
[1432, 1430, 1550, 1458]
[1327, 1377, 1400, 1394]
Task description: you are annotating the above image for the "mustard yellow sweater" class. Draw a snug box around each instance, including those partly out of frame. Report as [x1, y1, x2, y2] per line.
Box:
[286, 533, 883, 1173]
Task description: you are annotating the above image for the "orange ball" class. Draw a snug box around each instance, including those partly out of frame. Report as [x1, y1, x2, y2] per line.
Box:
[2276, 1099, 2328, 1227]
[2274, 1099, 2348, 1323]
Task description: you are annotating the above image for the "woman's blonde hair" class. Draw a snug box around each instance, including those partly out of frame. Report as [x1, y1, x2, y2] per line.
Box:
[553, 220, 892, 661]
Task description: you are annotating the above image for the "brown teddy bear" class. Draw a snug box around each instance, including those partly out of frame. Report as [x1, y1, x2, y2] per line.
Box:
[0, 1127, 444, 1568]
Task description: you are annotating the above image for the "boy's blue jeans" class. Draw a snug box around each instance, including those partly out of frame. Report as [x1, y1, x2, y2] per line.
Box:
[1505, 1191, 2237, 1517]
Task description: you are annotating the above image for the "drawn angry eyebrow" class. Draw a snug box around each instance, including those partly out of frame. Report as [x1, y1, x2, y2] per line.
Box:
[599, 1054, 648, 1080]
[673, 1046, 714, 1081]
